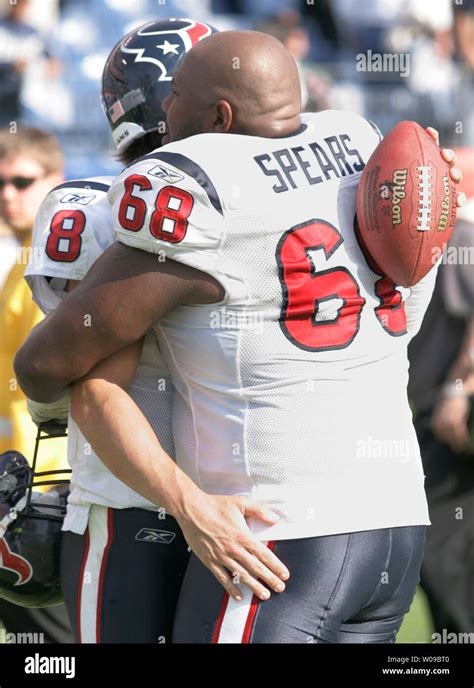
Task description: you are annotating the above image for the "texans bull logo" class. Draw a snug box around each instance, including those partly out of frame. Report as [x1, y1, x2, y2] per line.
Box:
[0, 537, 32, 586]
[121, 19, 213, 81]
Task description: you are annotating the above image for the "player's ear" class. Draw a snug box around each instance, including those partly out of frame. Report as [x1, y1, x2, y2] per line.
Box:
[213, 99, 233, 134]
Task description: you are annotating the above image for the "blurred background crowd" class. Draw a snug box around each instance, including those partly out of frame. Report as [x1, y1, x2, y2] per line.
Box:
[0, 0, 472, 644]
[0, 0, 472, 178]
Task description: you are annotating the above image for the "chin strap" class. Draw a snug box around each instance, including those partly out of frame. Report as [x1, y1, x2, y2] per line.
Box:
[0, 495, 28, 539]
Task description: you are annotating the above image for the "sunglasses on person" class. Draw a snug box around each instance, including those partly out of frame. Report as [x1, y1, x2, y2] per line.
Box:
[0, 175, 44, 191]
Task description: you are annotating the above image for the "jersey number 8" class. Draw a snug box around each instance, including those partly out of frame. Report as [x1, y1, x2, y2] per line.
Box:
[45, 210, 86, 263]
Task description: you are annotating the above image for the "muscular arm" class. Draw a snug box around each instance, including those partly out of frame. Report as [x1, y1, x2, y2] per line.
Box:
[17, 240, 290, 599]
[14, 242, 224, 402]
[33, 274, 200, 513]
[70, 339, 201, 518]
[70, 339, 288, 599]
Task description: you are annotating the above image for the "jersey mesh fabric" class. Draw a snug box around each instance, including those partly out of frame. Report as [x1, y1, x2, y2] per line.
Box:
[111, 110, 434, 540]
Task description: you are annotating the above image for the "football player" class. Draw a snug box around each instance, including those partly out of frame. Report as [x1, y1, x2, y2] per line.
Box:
[0, 127, 72, 644]
[16, 31, 465, 642]
[22, 18, 219, 644]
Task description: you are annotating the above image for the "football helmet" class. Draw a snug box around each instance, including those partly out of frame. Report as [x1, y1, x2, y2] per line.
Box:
[0, 422, 71, 608]
[101, 18, 217, 152]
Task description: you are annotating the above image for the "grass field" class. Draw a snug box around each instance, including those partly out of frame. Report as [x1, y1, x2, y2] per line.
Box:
[397, 586, 434, 643]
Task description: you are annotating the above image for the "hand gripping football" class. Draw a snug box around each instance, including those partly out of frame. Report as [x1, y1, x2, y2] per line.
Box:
[356, 121, 457, 286]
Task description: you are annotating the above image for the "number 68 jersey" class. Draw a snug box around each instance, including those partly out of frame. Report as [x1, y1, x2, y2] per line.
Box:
[110, 110, 438, 541]
[25, 177, 175, 534]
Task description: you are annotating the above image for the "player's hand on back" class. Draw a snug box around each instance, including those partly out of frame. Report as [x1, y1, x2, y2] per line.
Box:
[425, 127, 465, 207]
[176, 491, 290, 601]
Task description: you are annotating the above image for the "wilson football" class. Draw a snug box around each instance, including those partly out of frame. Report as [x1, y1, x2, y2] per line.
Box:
[356, 121, 457, 286]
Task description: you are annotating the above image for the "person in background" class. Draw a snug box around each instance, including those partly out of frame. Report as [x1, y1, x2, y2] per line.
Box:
[408, 195, 474, 637]
[0, 0, 57, 126]
[211, 0, 298, 17]
[453, 0, 474, 71]
[0, 125, 72, 643]
[257, 13, 333, 111]
[0, 217, 17, 289]
[452, 0, 474, 147]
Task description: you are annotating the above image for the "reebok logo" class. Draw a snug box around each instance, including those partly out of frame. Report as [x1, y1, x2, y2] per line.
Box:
[148, 165, 184, 184]
[61, 192, 96, 205]
[135, 528, 176, 544]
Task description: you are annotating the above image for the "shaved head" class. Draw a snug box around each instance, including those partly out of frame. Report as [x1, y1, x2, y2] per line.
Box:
[162, 31, 302, 142]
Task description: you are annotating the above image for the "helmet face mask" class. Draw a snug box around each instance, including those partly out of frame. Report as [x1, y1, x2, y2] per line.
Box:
[0, 451, 30, 508]
[101, 18, 217, 153]
[0, 423, 71, 608]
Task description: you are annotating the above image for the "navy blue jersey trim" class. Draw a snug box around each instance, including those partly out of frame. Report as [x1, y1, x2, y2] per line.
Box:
[368, 119, 383, 141]
[132, 151, 223, 216]
[50, 180, 111, 194]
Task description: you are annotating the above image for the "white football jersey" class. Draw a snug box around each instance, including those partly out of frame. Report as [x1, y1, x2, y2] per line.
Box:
[110, 110, 437, 541]
[26, 177, 175, 534]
